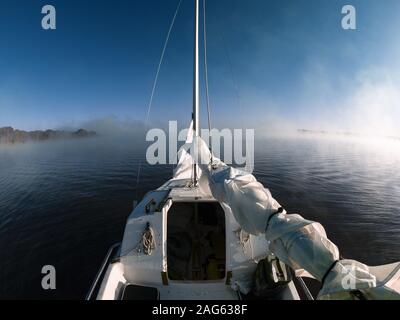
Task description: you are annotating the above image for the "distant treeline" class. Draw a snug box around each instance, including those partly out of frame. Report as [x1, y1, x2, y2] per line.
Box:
[0, 127, 96, 144]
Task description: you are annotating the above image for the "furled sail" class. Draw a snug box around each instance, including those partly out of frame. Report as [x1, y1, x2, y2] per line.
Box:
[189, 134, 400, 300]
[173, 121, 195, 180]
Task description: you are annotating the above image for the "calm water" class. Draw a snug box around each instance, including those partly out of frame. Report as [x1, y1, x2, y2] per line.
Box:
[0, 135, 399, 299]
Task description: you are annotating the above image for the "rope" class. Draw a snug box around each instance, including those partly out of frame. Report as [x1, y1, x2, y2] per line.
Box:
[135, 0, 182, 197]
[203, 0, 213, 162]
[146, 0, 182, 124]
[222, 33, 242, 114]
[120, 223, 156, 257]
[221, 29, 250, 169]
[141, 225, 156, 256]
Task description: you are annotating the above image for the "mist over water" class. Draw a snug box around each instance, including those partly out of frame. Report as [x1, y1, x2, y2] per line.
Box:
[0, 134, 399, 299]
[254, 136, 400, 262]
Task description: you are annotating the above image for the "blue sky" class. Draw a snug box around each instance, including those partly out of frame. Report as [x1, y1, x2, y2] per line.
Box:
[0, 0, 399, 136]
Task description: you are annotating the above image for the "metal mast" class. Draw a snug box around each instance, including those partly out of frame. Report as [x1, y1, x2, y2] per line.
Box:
[193, 0, 200, 185]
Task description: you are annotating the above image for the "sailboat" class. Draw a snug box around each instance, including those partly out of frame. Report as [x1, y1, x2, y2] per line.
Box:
[87, 0, 400, 300]
[85, 0, 302, 301]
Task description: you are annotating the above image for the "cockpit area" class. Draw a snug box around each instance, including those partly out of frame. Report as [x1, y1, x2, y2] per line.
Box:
[167, 202, 226, 281]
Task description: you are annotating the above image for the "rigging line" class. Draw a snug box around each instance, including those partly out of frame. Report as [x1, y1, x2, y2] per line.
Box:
[135, 0, 182, 197]
[221, 31, 252, 170]
[203, 0, 213, 162]
[221, 31, 244, 120]
[145, 0, 182, 124]
[222, 35, 241, 109]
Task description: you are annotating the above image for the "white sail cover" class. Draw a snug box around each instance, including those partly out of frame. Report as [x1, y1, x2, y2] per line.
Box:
[188, 135, 400, 300]
[173, 121, 195, 180]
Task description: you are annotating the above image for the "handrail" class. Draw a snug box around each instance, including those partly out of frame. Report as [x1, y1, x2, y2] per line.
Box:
[86, 242, 121, 300]
[296, 277, 314, 300]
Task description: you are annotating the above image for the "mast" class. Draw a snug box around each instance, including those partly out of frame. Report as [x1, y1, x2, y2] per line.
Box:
[193, 0, 200, 185]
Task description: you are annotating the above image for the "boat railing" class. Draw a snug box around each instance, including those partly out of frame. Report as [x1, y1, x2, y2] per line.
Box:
[86, 242, 315, 301]
[86, 242, 121, 300]
[294, 276, 314, 300]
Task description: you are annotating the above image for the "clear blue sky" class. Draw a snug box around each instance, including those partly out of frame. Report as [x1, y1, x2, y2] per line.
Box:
[0, 0, 399, 136]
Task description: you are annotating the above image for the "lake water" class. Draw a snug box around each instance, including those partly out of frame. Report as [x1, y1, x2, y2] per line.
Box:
[0, 135, 399, 299]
